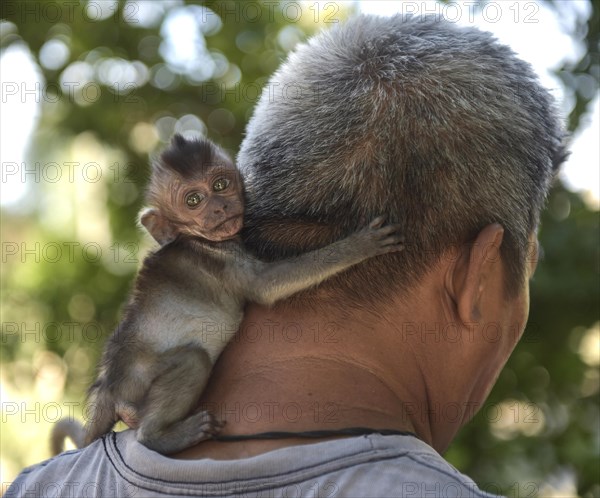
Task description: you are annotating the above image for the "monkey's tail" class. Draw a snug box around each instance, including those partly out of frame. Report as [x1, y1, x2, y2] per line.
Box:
[50, 418, 85, 455]
[84, 384, 118, 446]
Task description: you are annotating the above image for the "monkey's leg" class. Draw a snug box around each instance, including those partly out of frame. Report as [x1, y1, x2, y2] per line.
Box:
[135, 346, 220, 454]
[84, 383, 119, 446]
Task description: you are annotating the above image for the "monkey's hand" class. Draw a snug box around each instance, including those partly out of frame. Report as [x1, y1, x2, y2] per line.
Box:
[349, 216, 404, 256]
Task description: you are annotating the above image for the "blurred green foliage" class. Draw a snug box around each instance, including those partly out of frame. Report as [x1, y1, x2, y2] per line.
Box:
[1, 1, 598, 496]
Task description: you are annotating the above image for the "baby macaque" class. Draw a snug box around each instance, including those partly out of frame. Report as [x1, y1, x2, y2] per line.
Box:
[53, 134, 404, 455]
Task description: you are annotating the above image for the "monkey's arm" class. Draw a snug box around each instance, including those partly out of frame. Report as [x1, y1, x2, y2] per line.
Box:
[242, 217, 403, 306]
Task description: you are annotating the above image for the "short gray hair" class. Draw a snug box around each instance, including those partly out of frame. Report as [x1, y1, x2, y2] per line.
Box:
[238, 14, 567, 305]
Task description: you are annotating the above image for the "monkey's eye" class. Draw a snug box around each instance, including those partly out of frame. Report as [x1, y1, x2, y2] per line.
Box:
[185, 192, 204, 207]
[212, 178, 230, 192]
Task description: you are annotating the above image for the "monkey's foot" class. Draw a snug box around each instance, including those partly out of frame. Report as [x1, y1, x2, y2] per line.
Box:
[137, 410, 224, 454]
[193, 410, 225, 440]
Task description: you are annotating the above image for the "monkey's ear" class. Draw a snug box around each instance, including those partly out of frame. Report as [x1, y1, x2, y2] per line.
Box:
[139, 208, 177, 246]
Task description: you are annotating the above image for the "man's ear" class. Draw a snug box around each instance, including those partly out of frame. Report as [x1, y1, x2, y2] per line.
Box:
[446, 223, 505, 323]
[139, 208, 177, 246]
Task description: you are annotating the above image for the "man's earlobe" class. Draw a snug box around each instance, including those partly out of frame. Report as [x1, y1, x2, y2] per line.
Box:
[450, 223, 505, 324]
[139, 208, 176, 245]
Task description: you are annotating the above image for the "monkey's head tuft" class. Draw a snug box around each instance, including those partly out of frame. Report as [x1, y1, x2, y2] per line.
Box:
[157, 135, 227, 180]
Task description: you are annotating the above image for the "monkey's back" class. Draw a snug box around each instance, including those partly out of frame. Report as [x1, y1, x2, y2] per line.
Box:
[128, 239, 245, 356]
[85, 237, 246, 443]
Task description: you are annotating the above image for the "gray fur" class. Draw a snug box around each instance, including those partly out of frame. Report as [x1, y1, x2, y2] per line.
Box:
[238, 14, 568, 303]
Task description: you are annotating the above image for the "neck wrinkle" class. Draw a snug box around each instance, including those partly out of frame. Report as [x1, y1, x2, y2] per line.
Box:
[200, 303, 435, 444]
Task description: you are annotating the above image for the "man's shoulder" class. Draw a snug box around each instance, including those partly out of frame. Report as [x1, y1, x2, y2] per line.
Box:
[312, 434, 499, 497]
[6, 432, 499, 498]
[5, 436, 125, 498]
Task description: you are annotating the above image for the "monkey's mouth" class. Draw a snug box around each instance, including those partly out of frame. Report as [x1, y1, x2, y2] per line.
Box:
[213, 214, 243, 238]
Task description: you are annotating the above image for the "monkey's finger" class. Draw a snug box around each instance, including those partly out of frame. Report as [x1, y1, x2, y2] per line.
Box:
[369, 216, 386, 229]
[373, 224, 403, 237]
[213, 419, 227, 429]
[203, 420, 225, 438]
[390, 245, 405, 253]
[380, 244, 405, 254]
[390, 232, 405, 243]
[380, 236, 404, 246]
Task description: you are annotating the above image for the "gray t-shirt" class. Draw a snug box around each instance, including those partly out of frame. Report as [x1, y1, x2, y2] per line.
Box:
[7, 431, 498, 497]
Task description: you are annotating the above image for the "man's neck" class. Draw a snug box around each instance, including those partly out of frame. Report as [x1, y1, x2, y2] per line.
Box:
[172, 301, 448, 460]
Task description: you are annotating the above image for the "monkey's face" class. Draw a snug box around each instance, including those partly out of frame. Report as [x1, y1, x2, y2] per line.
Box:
[177, 162, 244, 242]
[144, 136, 246, 245]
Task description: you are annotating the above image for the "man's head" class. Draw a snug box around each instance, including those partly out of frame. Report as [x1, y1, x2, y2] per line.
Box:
[238, 15, 567, 307]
